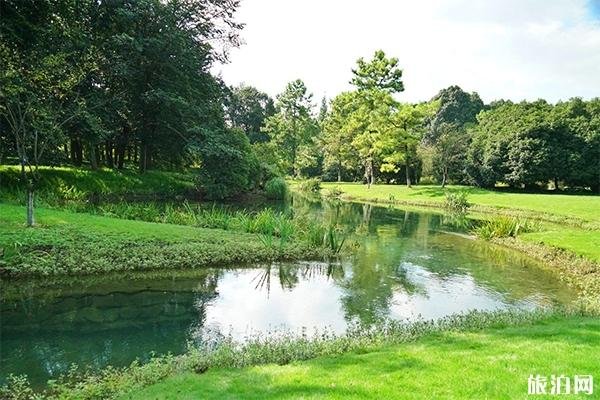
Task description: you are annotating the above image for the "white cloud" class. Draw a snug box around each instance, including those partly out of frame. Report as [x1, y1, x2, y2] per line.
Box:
[213, 0, 600, 104]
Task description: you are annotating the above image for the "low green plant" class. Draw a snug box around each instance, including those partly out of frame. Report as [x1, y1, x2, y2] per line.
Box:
[264, 177, 288, 200]
[298, 178, 321, 193]
[473, 216, 540, 240]
[324, 186, 343, 199]
[444, 191, 470, 213]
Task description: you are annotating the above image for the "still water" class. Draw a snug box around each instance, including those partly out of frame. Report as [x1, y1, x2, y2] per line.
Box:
[0, 196, 575, 386]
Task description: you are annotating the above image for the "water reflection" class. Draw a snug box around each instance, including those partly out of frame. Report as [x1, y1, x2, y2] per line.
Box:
[1, 196, 576, 386]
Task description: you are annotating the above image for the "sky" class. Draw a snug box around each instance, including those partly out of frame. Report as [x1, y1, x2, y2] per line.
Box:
[212, 0, 600, 104]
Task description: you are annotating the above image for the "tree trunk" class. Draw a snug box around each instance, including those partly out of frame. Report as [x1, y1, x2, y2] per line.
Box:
[71, 138, 83, 166]
[105, 141, 114, 169]
[441, 167, 447, 188]
[337, 166, 341, 182]
[554, 177, 559, 191]
[139, 143, 150, 173]
[365, 158, 373, 189]
[26, 188, 35, 227]
[405, 144, 412, 188]
[89, 145, 98, 170]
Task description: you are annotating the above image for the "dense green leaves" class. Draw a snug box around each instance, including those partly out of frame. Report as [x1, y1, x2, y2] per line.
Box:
[0, 0, 260, 201]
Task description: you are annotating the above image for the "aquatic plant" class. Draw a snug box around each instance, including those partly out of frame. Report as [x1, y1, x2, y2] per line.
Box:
[324, 186, 344, 199]
[473, 216, 540, 240]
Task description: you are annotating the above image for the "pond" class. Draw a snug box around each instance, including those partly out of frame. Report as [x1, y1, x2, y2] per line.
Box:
[0, 196, 576, 387]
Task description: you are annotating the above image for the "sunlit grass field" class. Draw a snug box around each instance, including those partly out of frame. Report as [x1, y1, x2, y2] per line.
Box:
[121, 315, 600, 400]
[320, 182, 600, 223]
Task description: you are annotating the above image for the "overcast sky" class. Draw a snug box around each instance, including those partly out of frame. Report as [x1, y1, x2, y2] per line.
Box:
[213, 0, 600, 104]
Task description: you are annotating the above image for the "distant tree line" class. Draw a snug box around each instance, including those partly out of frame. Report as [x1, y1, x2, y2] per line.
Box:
[243, 52, 599, 192]
[1, 2, 598, 199]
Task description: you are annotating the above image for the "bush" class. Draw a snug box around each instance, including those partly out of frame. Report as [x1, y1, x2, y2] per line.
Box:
[444, 191, 470, 213]
[324, 186, 343, 199]
[298, 178, 321, 193]
[264, 177, 288, 200]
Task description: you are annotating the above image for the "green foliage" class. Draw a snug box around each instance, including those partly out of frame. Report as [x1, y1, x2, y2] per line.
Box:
[468, 98, 599, 190]
[350, 50, 404, 93]
[324, 186, 344, 199]
[473, 216, 540, 240]
[444, 190, 470, 213]
[297, 178, 322, 193]
[262, 80, 320, 177]
[264, 177, 288, 199]
[226, 84, 276, 143]
[424, 85, 484, 144]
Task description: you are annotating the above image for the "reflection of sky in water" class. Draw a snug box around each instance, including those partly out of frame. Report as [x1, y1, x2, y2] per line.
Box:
[200, 268, 347, 338]
[1, 200, 577, 387]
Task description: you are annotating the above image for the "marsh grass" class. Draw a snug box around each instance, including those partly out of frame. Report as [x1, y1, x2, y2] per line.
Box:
[473, 216, 541, 240]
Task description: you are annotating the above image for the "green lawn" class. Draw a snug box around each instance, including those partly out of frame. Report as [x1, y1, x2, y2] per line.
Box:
[0, 165, 197, 197]
[321, 183, 600, 224]
[0, 203, 317, 276]
[121, 315, 600, 400]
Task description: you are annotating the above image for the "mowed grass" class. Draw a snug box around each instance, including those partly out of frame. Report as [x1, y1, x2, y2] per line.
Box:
[521, 229, 600, 263]
[0, 165, 197, 196]
[0, 204, 316, 276]
[121, 316, 600, 400]
[320, 183, 600, 223]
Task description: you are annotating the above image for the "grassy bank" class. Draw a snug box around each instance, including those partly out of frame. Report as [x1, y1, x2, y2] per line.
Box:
[318, 183, 600, 262]
[122, 314, 599, 400]
[0, 204, 326, 277]
[0, 166, 198, 201]
[320, 183, 599, 225]
[3, 309, 595, 399]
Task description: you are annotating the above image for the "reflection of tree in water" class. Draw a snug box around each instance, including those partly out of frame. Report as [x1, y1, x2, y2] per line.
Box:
[338, 208, 433, 325]
[251, 262, 345, 294]
[1, 271, 221, 387]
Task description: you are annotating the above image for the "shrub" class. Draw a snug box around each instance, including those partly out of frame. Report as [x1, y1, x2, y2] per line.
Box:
[264, 177, 288, 200]
[444, 191, 470, 213]
[298, 178, 321, 193]
[324, 186, 343, 199]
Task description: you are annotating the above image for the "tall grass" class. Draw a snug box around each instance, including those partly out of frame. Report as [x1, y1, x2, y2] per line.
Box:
[56, 201, 350, 254]
[264, 177, 288, 200]
[473, 216, 540, 240]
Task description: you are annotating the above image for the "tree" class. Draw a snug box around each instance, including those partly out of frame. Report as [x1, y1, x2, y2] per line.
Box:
[226, 84, 275, 143]
[262, 80, 318, 177]
[321, 92, 361, 181]
[0, 0, 95, 225]
[349, 50, 405, 187]
[424, 85, 484, 144]
[351, 50, 404, 93]
[377, 102, 436, 187]
[431, 123, 469, 187]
